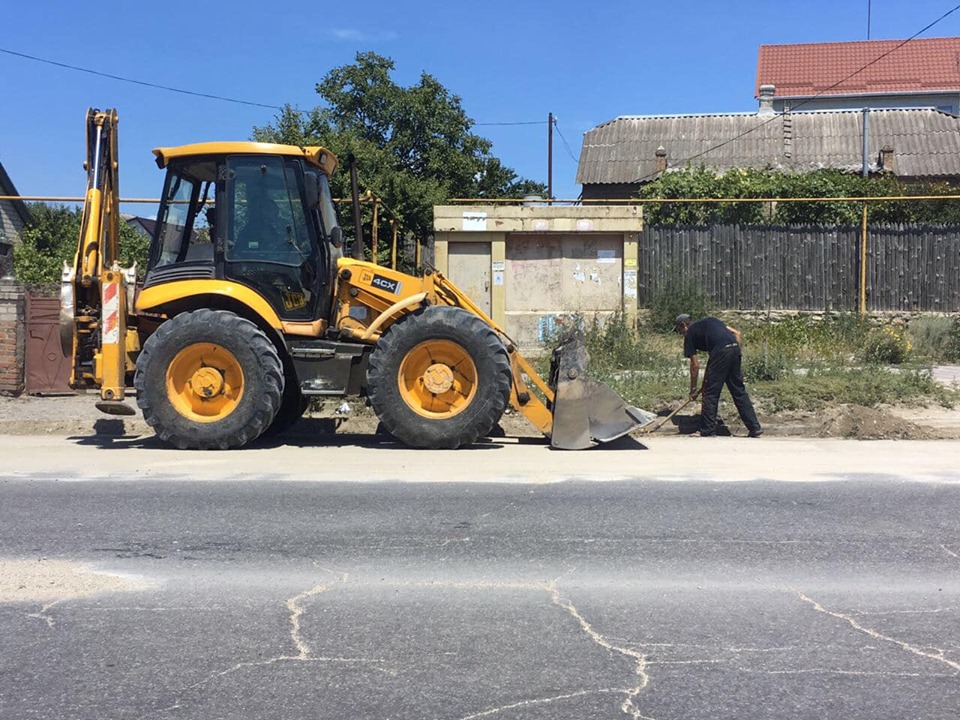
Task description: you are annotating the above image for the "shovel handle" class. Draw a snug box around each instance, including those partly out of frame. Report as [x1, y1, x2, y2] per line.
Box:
[645, 388, 701, 434]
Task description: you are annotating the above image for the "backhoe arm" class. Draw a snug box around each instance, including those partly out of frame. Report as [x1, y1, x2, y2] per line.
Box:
[60, 109, 136, 411]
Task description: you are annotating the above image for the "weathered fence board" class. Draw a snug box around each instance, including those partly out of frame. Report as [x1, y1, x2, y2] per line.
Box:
[638, 224, 960, 312]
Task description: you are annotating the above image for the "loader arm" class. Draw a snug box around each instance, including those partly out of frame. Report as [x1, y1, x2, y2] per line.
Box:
[60, 108, 137, 413]
[334, 259, 653, 447]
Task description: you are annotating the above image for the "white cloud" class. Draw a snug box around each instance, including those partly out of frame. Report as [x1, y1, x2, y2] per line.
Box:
[329, 28, 398, 42]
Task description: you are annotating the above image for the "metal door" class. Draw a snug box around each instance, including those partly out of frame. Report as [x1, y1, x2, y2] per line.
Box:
[25, 294, 73, 394]
[447, 242, 491, 316]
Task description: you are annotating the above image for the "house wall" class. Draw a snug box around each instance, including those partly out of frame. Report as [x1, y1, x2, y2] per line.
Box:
[774, 93, 960, 114]
[433, 205, 643, 349]
[0, 200, 26, 277]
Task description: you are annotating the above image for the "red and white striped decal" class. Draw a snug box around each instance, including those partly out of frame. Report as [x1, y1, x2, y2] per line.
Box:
[102, 282, 120, 344]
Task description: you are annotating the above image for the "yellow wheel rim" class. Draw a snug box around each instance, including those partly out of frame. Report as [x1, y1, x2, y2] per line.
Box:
[165, 343, 244, 422]
[398, 340, 478, 419]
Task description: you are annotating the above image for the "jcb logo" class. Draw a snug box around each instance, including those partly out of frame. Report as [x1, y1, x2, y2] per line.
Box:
[371, 274, 402, 295]
[282, 290, 307, 310]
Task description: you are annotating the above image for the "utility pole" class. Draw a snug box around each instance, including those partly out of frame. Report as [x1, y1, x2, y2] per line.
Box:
[548, 112, 554, 202]
[867, 0, 872, 39]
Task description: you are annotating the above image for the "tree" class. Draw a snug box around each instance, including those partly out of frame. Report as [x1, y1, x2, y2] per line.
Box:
[252, 52, 544, 260]
[14, 203, 149, 291]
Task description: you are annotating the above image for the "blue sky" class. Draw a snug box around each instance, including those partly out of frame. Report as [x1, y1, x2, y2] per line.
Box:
[2, 0, 960, 215]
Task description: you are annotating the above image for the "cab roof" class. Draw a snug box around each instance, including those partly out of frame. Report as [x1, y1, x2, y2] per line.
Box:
[152, 142, 338, 175]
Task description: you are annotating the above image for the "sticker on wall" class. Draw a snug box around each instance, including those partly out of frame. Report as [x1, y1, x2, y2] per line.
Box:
[597, 249, 616, 263]
[462, 212, 487, 231]
[493, 271, 504, 286]
[492, 260, 505, 271]
[624, 258, 637, 268]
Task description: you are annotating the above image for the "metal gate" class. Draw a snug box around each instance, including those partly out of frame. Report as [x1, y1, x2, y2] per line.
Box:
[24, 294, 73, 394]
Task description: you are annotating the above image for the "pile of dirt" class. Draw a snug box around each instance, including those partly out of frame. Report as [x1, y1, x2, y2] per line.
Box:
[816, 404, 940, 440]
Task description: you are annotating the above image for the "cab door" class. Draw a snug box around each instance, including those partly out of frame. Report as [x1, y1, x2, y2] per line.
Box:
[223, 155, 322, 321]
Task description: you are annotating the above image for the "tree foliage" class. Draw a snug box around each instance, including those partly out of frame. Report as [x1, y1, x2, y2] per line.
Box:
[252, 52, 544, 254]
[14, 203, 149, 292]
[637, 168, 960, 225]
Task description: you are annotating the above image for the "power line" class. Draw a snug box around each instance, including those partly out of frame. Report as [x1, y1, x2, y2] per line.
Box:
[553, 120, 580, 163]
[0, 47, 284, 110]
[634, 1, 960, 184]
[0, 46, 550, 130]
[474, 120, 548, 126]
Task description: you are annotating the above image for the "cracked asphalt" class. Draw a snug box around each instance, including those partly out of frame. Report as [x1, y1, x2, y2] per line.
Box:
[1, 436, 959, 719]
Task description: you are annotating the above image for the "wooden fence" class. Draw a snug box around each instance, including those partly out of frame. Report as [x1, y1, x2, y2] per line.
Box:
[638, 224, 960, 312]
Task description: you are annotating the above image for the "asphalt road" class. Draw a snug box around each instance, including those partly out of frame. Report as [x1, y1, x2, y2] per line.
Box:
[1, 436, 959, 719]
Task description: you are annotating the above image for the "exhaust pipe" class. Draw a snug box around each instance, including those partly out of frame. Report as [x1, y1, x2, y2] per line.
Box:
[348, 154, 364, 261]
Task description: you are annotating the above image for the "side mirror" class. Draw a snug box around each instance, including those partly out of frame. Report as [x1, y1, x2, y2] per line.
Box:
[329, 226, 343, 248]
[303, 172, 320, 210]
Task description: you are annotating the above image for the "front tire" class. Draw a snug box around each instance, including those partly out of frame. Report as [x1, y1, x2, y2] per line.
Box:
[367, 306, 511, 449]
[134, 309, 283, 449]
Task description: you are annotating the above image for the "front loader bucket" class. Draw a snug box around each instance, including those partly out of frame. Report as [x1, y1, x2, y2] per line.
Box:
[549, 332, 656, 450]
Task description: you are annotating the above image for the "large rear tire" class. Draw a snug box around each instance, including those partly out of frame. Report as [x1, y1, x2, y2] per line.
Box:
[367, 306, 511, 449]
[134, 309, 284, 449]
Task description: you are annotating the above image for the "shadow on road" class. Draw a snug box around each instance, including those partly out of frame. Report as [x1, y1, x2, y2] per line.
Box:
[68, 417, 651, 451]
[70, 417, 517, 451]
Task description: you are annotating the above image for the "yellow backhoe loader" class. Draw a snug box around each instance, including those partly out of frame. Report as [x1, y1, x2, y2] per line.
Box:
[61, 109, 652, 450]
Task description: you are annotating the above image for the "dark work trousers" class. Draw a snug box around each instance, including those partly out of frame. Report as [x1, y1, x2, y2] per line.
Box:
[699, 344, 761, 436]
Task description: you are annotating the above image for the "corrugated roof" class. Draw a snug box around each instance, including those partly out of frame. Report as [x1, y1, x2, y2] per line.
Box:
[756, 37, 960, 98]
[576, 108, 960, 185]
[0, 161, 32, 228]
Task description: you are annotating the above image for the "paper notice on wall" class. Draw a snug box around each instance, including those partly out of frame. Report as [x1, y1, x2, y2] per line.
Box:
[462, 212, 487, 231]
[597, 249, 616, 264]
[493, 271, 504, 286]
[624, 269, 638, 298]
[492, 260, 505, 271]
[533, 219, 550, 232]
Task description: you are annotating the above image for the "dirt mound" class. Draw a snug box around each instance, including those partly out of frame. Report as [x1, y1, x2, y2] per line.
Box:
[816, 404, 939, 440]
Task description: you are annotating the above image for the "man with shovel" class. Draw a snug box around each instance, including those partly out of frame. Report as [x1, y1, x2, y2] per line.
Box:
[674, 314, 763, 438]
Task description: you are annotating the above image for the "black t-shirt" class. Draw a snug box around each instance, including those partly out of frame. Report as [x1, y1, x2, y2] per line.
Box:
[683, 317, 737, 358]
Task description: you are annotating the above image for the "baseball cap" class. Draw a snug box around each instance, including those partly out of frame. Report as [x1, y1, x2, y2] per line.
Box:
[673, 314, 691, 331]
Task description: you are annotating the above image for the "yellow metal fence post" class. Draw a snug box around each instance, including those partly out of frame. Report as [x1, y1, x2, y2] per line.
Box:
[860, 202, 868, 317]
[391, 220, 398, 270]
[371, 200, 379, 264]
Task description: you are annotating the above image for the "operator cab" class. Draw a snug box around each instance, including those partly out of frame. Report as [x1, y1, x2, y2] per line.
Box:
[144, 144, 342, 322]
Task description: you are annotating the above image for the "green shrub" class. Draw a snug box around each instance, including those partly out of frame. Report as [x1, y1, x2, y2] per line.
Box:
[859, 325, 911, 365]
[743, 341, 791, 381]
[908, 317, 960, 362]
[583, 312, 646, 371]
[646, 271, 712, 332]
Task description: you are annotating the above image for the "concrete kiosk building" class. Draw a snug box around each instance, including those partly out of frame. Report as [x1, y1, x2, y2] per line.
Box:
[432, 204, 644, 350]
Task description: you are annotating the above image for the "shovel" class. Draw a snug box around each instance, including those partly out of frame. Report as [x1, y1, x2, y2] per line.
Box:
[641, 389, 701, 434]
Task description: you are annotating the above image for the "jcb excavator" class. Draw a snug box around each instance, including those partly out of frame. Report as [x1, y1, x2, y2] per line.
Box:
[61, 109, 652, 450]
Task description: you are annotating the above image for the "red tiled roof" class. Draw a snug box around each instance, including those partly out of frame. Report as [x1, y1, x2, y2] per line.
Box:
[756, 37, 960, 98]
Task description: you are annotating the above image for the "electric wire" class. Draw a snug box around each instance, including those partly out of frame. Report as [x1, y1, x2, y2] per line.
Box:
[553, 119, 580, 163]
[632, 1, 960, 183]
[0, 46, 548, 129]
[0, 47, 284, 110]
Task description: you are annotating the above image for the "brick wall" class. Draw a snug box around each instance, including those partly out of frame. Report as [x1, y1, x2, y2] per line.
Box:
[0, 279, 24, 396]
